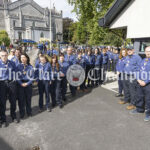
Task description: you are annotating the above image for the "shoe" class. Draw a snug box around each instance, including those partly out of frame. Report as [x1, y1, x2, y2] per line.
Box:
[1, 122, 8, 128]
[144, 115, 150, 122]
[47, 108, 51, 112]
[59, 104, 64, 109]
[126, 105, 136, 110]
[27, 113, 32, 117]
[118, 100, 128, 104]
[115, 93, 123, 97]
[39, 108, 43, 113]
[12, 118, 19, 123]
[63, 97, 67, 102]
[130, 109, 144, 115]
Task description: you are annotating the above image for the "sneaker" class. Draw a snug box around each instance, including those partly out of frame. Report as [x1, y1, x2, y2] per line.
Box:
[144, 115, 150, 122]
[47, 108, 51, 112]
[1, 122, 8, 128]
[130, 109, 143, 115]
[39, 108, 43, 113]
[126, 105, 136, 110]
[12, 118, 19, 123]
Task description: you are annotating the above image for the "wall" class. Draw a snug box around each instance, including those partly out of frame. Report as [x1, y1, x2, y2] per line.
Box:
[110, 0, 150, 39]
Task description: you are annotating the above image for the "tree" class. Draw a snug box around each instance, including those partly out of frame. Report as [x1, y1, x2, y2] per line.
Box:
[0, 30, 10, 46]
[67, 0, 127, 46]
[63, 17, 74, 42]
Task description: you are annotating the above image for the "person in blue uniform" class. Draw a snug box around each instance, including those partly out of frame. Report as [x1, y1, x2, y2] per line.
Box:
[11, 49, 21, 66]
[35, 52, 43, 68]
[112, 49, 119, 73]
[59, 54, 69, 102]
[130, 46, 150, 121]
[102, 48, 109, 84]
[0, 50, 18, 127]
[17, 53, 34, 119]
[50, 55, 64, 108]
[76, 52, 86, 91]
[94, 48, 103, 86]
[35, 55, 51, 112]
[121, 46, 142, 110]
[116, 49, 127, 98]
[64, 47, 77, 96]
[84, 49, 95, 87]
[106, 46, 113, 71]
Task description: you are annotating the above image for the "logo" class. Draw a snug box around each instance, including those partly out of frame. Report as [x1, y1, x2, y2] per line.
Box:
[66, 64, 85, 87]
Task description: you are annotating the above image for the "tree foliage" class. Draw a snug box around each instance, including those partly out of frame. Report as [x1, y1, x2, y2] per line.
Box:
[68, 0, 128, 47]
[0, 30, 10, 46]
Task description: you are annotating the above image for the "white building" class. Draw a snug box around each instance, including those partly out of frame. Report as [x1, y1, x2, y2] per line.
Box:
[99, 0, 150, 54]
[0, 0, 63, 43]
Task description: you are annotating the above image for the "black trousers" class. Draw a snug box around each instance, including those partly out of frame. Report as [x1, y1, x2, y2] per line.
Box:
[51, 79, 62, 106]
[18, 83, 32, 118]
[0, 81, 17, 122]
[60, 77, 67, 100]
[123, 74, 138, 105]
[38, 80, 50, 109]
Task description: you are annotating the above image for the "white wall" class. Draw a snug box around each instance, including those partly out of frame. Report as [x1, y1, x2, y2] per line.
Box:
[110, 0, 150, 39]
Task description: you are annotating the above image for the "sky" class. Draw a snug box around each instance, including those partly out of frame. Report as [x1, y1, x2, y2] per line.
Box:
[12, 0, 77, 21]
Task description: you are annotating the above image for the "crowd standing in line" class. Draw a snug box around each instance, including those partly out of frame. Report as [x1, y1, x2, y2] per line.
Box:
[0, 42, 149, 128]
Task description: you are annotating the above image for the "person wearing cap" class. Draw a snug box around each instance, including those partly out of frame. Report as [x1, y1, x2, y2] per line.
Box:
[8, 49, 15, 60]
[121, 46, 142, 110]
[130, 46, 150, 121]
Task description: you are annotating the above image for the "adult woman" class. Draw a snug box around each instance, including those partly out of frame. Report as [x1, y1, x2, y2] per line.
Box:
[17, 53, 34, 119]
[116, 48, 128, 98]
[50, 55, 63, 108]
[35, 55, 51, 112]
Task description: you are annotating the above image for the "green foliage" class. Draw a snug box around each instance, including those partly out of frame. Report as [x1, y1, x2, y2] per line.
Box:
[68, 0, 127, 47]
[0, 30, 10, 46]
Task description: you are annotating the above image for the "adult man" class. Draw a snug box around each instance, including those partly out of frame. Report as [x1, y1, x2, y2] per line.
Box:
[120, 46, 142, 110]
[0, 50, 18, 127]
[64, 47, 76, 96]
[130, 46, 150, 121]
[11, 49, 21, 66]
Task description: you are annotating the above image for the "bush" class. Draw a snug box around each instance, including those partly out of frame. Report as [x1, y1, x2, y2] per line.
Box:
[0, 30, 10, 46]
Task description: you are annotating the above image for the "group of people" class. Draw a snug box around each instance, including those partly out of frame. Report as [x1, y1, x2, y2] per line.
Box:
[0, 42, 149, 128]
[116, 46, 150, 122]
[0, 44, 120, 128]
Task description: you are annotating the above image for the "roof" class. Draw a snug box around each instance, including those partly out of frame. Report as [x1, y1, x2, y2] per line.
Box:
[99, 0, 133, 27]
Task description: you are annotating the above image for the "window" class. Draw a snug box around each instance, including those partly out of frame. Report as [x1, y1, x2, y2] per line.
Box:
[40, 32, 44, 38]
[140, 41, 150, 52]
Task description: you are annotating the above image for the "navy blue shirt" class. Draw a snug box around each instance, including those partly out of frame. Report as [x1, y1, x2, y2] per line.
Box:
[94, 54, 103, 66]
[35, 62, 51, 81]
[64, 54, 76, 66]
[11, 56, 20, 66]
[136, 58, 150, 84]
[123, 54, 142, 75]
[116, 57, 126, 73]
[0, 60, 16, 80]
[17, 63, 34, 86]
[102, 53, 109, 65]
[59, 61, 69, 76]
[84, 54, 95, 66]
